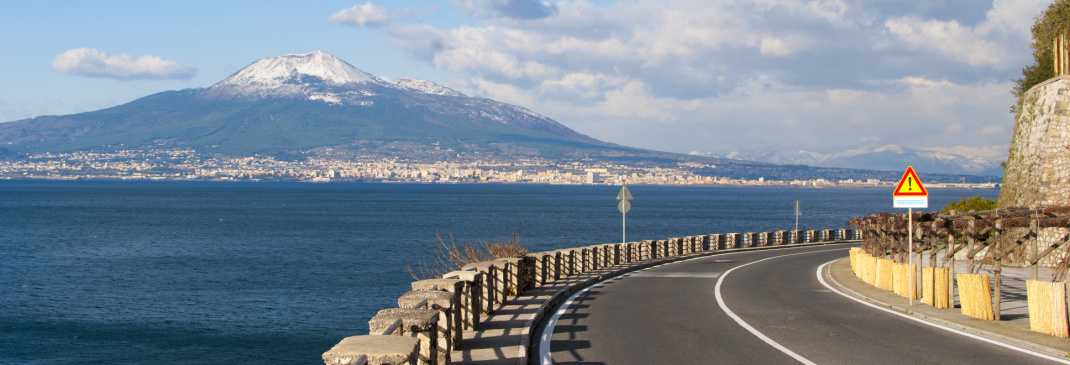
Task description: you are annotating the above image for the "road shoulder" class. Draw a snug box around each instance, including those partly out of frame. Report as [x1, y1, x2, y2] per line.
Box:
[824, 257, 1070, 359]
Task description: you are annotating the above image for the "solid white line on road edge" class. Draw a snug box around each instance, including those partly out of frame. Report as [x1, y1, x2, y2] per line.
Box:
[538, 276, 613, 365]
[539, 261, 679, 364]
[816, 260, 1070, 365]
[714, 250, 847, 365]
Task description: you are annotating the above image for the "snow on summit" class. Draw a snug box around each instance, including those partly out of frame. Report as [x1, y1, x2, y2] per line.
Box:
[209, 51, 385, 99]
[208, 51, 464, 103]
[219, 51, 377, 86]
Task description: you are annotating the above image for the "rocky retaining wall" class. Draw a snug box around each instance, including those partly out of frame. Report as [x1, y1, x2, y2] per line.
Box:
[321, 229, 858, 365]
[1004, 76, 1070, 265]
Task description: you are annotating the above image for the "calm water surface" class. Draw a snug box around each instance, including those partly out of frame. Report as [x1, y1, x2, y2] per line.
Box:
[0, 181, 999, 364]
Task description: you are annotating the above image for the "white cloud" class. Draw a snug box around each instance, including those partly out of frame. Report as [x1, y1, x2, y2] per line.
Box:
[52, 48, 197, 80]
[328, 2, 392, 27]
[346, 0, 1036, 154]
[882, 17, 1006, 67]
[879, 0, 1048, 68]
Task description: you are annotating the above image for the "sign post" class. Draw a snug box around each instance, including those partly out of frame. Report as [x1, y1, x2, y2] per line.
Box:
[794, 200, 801, 231]
[893, 166, 928, 305]
[616, 184, 634, 243]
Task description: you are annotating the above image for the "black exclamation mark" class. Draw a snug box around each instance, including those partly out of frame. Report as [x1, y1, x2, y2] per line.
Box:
[908, 178, 912, 190]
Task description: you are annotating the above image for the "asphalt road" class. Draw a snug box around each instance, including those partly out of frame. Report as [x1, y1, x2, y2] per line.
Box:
[535, 244, 1063, 364]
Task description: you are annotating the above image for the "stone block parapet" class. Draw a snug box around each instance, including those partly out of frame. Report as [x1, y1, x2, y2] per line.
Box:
[323, 227, 860, 364]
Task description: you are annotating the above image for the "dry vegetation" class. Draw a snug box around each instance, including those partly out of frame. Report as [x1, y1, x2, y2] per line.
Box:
[408, 232, 530, 280]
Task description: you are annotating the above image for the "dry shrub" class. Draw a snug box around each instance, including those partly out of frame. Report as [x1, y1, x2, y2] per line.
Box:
[408, 232, 529, 280]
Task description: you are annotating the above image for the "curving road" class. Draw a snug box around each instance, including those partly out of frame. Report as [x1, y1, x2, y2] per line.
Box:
[534, 244, 1066, 364]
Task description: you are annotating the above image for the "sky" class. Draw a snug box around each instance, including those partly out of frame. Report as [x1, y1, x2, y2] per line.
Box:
[0, 0, 1053, 156]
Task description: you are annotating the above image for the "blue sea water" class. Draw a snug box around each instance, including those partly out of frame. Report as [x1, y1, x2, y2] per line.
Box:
[0, 180, 999, 364]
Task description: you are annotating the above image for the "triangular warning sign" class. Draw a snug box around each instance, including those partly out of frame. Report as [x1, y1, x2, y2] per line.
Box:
[893, 166, 928, 196]
[616, 184, 634, 200]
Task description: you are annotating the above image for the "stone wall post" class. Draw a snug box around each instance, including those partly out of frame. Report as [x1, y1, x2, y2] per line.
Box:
[398, 291, 454, 364]
[558, 249, 574, 278]
[411, 279, 464, 345]
[594, 246, 605, 269]
[461, 262, 498, 313]
[806, 230, 818, 243]
[710, 234, 724, 250]
[368, 308, 440, 365]
[566, 249, 579, 276]
[724, 233, 738, 248]
[442, 271, 482, 330]
[495, 258, 522, 300]
[586, 246, 594, 271]
[551, 251, 563, 280]
[533, 253, 551, 286]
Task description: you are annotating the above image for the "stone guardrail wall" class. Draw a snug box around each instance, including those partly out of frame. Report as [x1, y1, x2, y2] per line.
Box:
[322, 228, 858, 365]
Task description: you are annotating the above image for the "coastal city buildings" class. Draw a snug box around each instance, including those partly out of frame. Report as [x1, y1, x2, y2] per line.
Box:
[0, 148, 998, 188]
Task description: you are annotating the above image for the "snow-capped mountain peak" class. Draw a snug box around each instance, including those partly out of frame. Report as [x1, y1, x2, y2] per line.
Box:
[218, 51, 377, 86]
[208, 51, 387, 100]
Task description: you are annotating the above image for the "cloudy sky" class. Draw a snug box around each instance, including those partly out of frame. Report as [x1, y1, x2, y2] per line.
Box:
[0, 0, 1051, 156]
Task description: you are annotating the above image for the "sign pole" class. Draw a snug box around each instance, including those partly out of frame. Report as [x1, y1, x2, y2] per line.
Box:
[616, 184, 634, 244]
[794, 200, 800, 231]
[893, 166, 927, 306]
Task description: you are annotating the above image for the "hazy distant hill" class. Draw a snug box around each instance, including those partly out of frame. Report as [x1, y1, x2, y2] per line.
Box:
[693, 144, 1006, 177]
[0, 51, 629, 159]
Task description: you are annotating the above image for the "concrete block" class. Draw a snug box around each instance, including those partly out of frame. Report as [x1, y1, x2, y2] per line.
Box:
[369, 308, 439, 365]
[323, 335, 419, 365]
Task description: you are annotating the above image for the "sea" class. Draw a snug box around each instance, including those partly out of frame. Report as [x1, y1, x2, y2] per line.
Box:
[0, 180, 1000, 364]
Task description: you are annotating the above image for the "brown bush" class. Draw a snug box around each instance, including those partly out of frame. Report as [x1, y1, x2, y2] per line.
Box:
[408, 232, 529, 280]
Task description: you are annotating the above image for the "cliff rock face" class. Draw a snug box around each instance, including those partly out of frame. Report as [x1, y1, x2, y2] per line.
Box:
[1001, 76, 1070, 208]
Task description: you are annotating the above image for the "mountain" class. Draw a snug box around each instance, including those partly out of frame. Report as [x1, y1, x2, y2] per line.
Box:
[691, 144, 1006, 177]
[0, 51, 620, 159]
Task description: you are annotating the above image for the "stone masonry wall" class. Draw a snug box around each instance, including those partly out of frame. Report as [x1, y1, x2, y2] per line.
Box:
[1001, 76, 1070, 267]
[1002, 76, 1070, 207]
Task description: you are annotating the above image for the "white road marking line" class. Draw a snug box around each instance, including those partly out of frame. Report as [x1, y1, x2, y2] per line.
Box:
[714, 250, 839, 365]
[539, 276, 609, 364]
[627, 271, 721, 278]
[817, 260, 1070, 364]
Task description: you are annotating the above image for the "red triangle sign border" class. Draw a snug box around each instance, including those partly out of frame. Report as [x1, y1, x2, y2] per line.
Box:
[893, 166, 928, 197]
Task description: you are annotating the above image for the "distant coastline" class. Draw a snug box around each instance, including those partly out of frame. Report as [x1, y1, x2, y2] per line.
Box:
[0, 176, 1000, 190]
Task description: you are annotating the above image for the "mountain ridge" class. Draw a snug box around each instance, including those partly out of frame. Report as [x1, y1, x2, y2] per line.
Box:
[0, 51, 620, 159]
